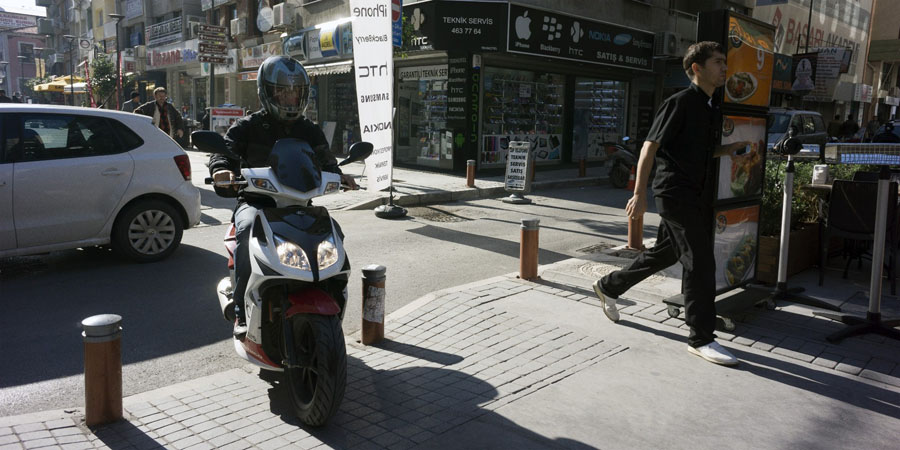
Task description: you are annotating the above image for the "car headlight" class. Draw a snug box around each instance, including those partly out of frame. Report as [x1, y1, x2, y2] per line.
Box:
[318, 235, 339, 270]
[274, 235, 310, 270]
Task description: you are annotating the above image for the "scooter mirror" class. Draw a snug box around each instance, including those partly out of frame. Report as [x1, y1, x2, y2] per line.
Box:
[340, 141, 374, 166]
[622, 136, 630, 143]
[192, 131, 228, 154]
[774, 126, 802, 156]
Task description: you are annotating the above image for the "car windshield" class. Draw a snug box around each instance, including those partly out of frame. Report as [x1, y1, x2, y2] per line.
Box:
[267, 139, 322, 192]
[768, 113, 791, 134]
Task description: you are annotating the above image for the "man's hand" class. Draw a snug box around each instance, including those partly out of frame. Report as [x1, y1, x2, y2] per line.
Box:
[341, 174, 358, 190]
[625, 193, 647, 222]
[177, 129, 184, 138]
[213, 169, 239, 191]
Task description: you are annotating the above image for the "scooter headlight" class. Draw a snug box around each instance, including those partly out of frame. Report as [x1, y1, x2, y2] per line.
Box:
[274, 235, 310, 270]
[318, 235, 340, 269]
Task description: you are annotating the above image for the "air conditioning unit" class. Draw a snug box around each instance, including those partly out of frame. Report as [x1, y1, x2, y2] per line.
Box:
[231, 18, 248, 36]
[134, 45, 147, 59]
[653, 31, 681, 57]
[273, 3, 296, 28]
[37, 18, 54, 35]
[890, 86, 900, 97]
[187, 21, 202, 39]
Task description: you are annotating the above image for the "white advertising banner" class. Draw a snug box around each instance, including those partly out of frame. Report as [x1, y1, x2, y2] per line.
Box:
[350, 0, 394, 192]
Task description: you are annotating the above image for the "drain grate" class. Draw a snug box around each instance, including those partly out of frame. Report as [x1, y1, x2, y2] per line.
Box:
[577, 242, 617, 253]
[409, 206, 472, 223]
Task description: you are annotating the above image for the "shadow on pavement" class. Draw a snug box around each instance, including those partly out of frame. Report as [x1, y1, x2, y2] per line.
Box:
[369, 339, 464, 366]
[261, 355, 596, 449]
[617, 320, 900, 418]
[407, 224, 572, 264]
[92, 419, 166, 449]
[0, 244, 228, 388]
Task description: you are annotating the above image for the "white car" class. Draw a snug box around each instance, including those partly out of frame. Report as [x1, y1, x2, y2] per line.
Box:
[0, 104, 201, 262]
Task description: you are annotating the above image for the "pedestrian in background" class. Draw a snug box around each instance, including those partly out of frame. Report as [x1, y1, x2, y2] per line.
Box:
[590, 41, 750, 367]
[121, 91, 141, 113]
[0, 90, 12, 103]
[134, 87, 184, 141]
[840, 114, 859, 140]
[827, 114, 842, 140]
[11, 92, 22, 103]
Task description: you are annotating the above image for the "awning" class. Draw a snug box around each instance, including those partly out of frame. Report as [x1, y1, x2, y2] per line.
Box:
[304, 60, 353, 77]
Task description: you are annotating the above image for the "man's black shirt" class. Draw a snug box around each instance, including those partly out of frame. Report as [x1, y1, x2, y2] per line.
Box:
[646, 83, 721, 202]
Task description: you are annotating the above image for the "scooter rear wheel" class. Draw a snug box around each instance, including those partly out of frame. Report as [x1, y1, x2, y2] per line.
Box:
[285, 314, 347, 426]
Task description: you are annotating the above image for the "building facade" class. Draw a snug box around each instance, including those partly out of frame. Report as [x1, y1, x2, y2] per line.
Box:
[0, 11, 45, 99]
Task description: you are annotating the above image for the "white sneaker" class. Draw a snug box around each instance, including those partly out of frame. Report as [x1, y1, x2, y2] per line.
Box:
[687, 341, 739, 366]
[592, 280, 619, 323]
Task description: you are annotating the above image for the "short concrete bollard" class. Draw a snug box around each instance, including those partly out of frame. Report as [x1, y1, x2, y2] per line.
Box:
[82, 314, 123, 427]
[519, 219, 540, 280]
[578, 159, 586, 178]
[361, 265, 386, 345]
[466, 160, 476, 188]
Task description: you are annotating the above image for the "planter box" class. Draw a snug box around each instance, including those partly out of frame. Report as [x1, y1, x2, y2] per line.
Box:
[756, 224, 819, 285]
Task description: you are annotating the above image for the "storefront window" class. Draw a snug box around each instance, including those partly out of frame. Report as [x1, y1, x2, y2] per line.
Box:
[481, 68, 565, 167]
[573, 78, 628, 161]
[320, 73, 359, 156]
[397, 76, 452, 168]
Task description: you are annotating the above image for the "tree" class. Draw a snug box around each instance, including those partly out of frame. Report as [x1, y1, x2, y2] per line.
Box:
[88, 53, 116, 107]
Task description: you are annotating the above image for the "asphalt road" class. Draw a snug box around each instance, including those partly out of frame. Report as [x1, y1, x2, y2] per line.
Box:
[0, 181, 659, 416]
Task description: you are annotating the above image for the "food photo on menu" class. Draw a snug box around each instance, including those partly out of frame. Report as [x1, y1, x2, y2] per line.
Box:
[714, 205, 760, 291]
[718, 116, 765, 200]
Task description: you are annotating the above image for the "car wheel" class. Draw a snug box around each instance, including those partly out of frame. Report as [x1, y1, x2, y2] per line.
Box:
[112, 200, 184, 263]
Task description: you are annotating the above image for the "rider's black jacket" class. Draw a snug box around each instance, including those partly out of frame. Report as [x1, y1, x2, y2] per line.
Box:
[208, 109, 341, 203]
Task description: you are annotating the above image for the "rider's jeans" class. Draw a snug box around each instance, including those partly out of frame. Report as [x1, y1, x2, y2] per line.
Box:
[232, 202, 259, 322]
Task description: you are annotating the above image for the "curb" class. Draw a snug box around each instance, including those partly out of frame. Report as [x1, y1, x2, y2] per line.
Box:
[344, 176, 606, 210]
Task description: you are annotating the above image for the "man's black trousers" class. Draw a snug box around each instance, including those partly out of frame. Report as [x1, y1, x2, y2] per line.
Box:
[600, 196, 717, 348]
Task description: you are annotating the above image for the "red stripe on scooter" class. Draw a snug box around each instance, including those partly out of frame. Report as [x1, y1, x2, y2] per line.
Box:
[286, 288, 341, 316]
[242, 340, 280, 368]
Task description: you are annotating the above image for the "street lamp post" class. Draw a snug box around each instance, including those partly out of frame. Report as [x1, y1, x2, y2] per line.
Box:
[108, 14, 125, 110]
[63, 35, 76, 106]
[17, 55, 27, 98]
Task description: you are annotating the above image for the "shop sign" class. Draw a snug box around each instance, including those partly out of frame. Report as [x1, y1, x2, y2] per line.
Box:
[446, 56, 467, 122]
[403, 1, 507, 52]
[802, 48, 849, 102]
[240, 42, 281, 69]
[350, 0, 394, 192]
[239, 71, 258, 81]
[149, 40, 199, 68]
[397, 64, 447, 81]
[305, 22, 352, 61]
[125, 0, 143, 20]
[506, 4, 653, 71]
[392, 0, 403, 47]
[129, 30, 143, 47]
[791, 52, 816, 92]
[201, 0, 213, 11]
[772, 53, 792, 92]
[505, 141, 532, 193]
[885, 96, 900, 106]
[210, 107, 245, 135]
[0, 12, 36, 29]
[147, 17, 183, 48]
[723, 15, 774, 108]
[855, 83, 873, 103]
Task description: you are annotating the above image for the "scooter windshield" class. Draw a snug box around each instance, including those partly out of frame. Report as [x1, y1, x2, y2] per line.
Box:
[267, 138, 322, 193]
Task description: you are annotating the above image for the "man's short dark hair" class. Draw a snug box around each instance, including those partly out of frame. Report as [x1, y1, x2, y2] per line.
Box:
[683, 41, 725, 78]
[130, 91, 140, 99]
[847, 114, 853, 120]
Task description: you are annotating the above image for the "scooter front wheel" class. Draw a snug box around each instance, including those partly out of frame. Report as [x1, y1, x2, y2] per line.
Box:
[610, 163, 631, 189]
[285, 314, 347, 426]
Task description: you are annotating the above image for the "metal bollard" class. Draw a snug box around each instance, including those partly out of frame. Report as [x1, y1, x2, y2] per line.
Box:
[627, 215, 644, 251]
[519, 219, 540, 280]
[466, 160, 476, 188]
[361, 265, 386, 345]
[82, 314, 123, 427]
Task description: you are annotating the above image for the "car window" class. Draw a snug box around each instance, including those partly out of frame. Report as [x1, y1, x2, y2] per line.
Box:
[802, 115, 816, 135]
[812, 115, 825, 133]
[15, 114, 124, 162]
[768, 113, 791, 133]
[790, 115, 803, 132]
[107, 118, 144, 151]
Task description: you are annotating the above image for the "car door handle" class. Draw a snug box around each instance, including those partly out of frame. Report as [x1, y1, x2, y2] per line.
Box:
[101, 169, 124, 176]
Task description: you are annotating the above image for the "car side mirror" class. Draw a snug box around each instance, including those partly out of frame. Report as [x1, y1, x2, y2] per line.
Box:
[340, 141, 374, 166]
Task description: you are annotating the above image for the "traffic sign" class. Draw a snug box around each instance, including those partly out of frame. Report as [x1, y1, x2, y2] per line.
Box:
[199, 54, 228, 64]
[199, 43, 227, 54]
[198, 24, 227, 35]
[198, 33, 227, 44]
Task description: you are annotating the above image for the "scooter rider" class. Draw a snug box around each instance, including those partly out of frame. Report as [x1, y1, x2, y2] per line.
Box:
[209, 56, 358, 337]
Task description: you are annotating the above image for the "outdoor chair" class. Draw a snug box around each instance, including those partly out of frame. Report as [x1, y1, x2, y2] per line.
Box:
[819, 179, 898, 295]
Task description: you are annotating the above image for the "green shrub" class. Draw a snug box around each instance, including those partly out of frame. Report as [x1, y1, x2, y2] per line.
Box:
[759, 160, 879, 236]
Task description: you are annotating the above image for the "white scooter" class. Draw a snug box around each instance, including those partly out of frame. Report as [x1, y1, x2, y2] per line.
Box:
[192, 131, 372, 426]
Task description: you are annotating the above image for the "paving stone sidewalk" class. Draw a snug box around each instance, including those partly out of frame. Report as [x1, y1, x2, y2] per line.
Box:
[0, 278, 625, 450]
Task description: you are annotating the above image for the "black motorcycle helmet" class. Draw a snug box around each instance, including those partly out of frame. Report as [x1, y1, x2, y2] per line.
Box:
[258, 56, 310, 122]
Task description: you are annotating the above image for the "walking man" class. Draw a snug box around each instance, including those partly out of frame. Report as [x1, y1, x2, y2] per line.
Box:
[591, 41, 749, 366]
[134, 87, 184, 141]
[121, 91, 141, 113]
